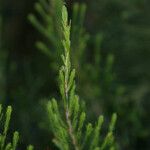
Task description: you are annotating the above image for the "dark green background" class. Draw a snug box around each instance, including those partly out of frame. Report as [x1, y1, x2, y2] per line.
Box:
[0, 0, 150, 149]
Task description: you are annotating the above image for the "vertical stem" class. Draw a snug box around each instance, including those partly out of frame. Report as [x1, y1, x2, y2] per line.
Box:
[64, 52, 79, 150]
[65, 108, 79, 150]
[62, 5, 79, 150]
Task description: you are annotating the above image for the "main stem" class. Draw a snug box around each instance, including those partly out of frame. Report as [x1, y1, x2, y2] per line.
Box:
[62, 6, 79, 150]
[66, 108, 79, 150]
[64, 55, 79, 150]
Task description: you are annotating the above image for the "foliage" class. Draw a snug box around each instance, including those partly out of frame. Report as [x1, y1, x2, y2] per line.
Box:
[28, 0, 120, 116]
[28, 0, 89, 73]
[28, 0, 121, 148]
[0, 105, 33, 150]
[46, 5, 117, 150]
[31, 0, 150, 149]
[1, 0, 150, 149]
[85, 0, 150, 149]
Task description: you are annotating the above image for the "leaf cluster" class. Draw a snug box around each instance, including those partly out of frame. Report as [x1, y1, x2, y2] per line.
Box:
[46, 5, 117, 150]
[0, 105, 33, 150]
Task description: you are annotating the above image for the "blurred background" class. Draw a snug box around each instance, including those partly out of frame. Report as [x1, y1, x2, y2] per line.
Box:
[0, 0, 150, 149]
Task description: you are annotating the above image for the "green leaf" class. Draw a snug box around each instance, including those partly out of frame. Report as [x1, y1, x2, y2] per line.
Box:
[62, 5, 68, 26]
[12, 132, 19, 150]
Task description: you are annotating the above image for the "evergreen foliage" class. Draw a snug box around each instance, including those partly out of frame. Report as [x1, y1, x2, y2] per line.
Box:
[1, 0, 149, 149]
[28, 0, 120, 148]
[86, 0, 150, 148]
[29, 1, 148, 149]
[28, 0, 89, 72]
[9, 0, 142, 148]
[28, 0, 63, 61]
[46, 5, 117, 150]
[28, 0, 121, 117]
[0, 105, 33, 150]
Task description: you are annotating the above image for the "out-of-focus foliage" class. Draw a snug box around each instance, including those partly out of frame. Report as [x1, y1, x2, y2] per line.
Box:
[84, 0, 150, 149]
[1, 0, 150, 149]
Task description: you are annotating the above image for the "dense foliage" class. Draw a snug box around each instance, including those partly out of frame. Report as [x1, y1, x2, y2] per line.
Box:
[0, 0, 150, 149]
